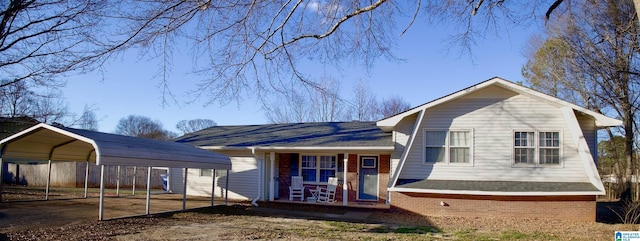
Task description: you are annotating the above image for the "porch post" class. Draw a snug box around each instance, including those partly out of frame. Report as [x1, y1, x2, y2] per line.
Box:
[211, 169, 216, 206]
[225, 169, 229, 205]
[145, 166, 152, 215]
[343, 153, 348, 206]
[269, 152, 275, 201]
[45, 159, 52, 200]
[84, 161, 89, 198]
[132, 166, 137, 196]
[116, 165, 121, 197]
[182, 168, 188, 210]
[98, 165, 105, 221]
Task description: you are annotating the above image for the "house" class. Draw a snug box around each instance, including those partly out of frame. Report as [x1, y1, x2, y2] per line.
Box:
[175, 77, 622, 221]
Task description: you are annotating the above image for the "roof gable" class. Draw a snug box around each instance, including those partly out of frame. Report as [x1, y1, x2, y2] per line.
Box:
[377, 77, 622, 131]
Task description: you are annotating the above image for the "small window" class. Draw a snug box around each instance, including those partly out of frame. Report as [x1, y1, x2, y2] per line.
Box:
[361, 157, 377, 168]
[301, 155, 317, 182]
[200, 169, 213, 177]
[514, 131, 535, 164]
[539, 131, 560, 165]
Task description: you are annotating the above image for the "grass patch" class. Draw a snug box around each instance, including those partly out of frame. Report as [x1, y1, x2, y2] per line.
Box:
[324, 221, 369, 231]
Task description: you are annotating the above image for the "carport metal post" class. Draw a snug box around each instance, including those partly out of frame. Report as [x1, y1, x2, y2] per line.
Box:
[45, 159, 52, 200]
[182, 167, 188, 210]
[225, 169, 229, 205]
[211, 169, 216, 206]
[132, 166, 137, 196]
[145, 166, 152, 215]
[99, 165, 105, 221]
[84, 161, 89, 198]
[116, 165, 121, 196]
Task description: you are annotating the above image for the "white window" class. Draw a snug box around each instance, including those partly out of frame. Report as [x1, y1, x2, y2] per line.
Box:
[513, 131, 561, 166]
[539, 131, 560, 165]
[300, 154, 336, 183]
[514, 131, 535, 164]
[424, 129, 472, 164]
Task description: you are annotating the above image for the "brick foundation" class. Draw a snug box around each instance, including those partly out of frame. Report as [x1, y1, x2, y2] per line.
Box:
[390, 192, 596, 221]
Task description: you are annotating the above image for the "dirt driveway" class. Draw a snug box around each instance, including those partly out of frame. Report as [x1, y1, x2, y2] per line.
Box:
[0, 193, 217, 233]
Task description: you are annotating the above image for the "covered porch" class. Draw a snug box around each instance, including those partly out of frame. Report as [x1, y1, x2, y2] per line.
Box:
[260, 151, 393, 207]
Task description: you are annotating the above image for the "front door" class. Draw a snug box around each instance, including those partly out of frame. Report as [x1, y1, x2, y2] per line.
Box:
[358, 156, 378, 201]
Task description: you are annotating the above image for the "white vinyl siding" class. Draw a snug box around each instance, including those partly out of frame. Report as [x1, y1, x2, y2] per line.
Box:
[391, 114, 418, 181]
[397, 85, 590, 182]
[184, 153, 258, 200]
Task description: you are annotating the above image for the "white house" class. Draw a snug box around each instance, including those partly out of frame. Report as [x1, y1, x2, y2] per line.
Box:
[174, 77, 622, 221]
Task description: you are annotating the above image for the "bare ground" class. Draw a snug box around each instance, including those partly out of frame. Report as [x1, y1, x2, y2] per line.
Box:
[0, 187, 636, 240]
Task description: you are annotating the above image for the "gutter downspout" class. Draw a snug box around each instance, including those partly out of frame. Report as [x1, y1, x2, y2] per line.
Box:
[251, 147, 262, 207]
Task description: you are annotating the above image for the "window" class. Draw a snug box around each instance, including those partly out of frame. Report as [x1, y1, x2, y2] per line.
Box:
[300, 154, 336, 183]
[539, 132, 560, 164]
[513, 131, 561, 166]
[514, 131, 535, 164]
[424, 129, 472, 164]
[200, 169, 212, 177]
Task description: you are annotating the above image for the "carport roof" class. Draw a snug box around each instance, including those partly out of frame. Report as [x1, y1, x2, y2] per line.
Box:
[0, 123, 231, 169]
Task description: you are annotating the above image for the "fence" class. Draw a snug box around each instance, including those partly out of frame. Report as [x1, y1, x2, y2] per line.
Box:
[3, 162, 165, 189]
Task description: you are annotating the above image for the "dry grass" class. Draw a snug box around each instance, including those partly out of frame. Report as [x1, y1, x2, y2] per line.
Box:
[1, 202, 636, 241]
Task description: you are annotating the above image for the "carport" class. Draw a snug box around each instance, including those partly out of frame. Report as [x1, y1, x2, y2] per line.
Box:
[0, 123, 231, 220]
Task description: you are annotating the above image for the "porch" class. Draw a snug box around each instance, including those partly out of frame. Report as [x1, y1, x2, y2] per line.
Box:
[269, 153, 392, 206]
[270, 198, 390, 210]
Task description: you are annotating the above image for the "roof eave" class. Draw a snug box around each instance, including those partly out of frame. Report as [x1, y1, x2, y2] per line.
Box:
[200, 146, 394, 152]
[388, 187, 605, 196]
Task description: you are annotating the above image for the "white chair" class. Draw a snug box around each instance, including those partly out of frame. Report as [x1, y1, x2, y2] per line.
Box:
[317, 177, 338, 203]
[289, 176, 305, 201]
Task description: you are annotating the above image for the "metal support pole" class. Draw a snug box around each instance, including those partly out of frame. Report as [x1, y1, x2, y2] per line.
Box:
[132, 166, 137, 196]
[182, 168, 188, 210]
[45, 160, 52, 200]
[99, 165, 105, 221]
[211, 169, 216, 206]
[84, 161, 89, 198]
[145, 166, 152, 215]
[225, 169, 229, 205]
[116, 165, 121, 196]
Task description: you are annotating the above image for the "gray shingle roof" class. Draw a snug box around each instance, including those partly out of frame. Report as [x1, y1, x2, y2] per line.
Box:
[175, 122, 392, 148]
[396, 179, 600, 192]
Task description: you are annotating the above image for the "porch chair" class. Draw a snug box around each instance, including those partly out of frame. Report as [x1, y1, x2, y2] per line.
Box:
[289, 176, 305, 201]
[317, 177, 338, 203]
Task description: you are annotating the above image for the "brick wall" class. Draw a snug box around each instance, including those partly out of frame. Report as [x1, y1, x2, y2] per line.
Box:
[278, 153, 291, 199]
[391, 192, 596, 221]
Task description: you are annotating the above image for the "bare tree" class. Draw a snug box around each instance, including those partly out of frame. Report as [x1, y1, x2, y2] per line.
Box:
[115, 115, 176, 140]
[351, 78, 379, 121]
[379, 96, 411, 118]
[73, 105, 99, 131]
[265, 76, 347, 123]
[176, 119, 217, 134]
[265, 90, 313, 124]
[522, 0, 639, 199]
[0, 80, 70, 123]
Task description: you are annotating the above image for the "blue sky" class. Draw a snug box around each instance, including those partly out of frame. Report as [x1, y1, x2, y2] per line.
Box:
[63, 19, 540, 134]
